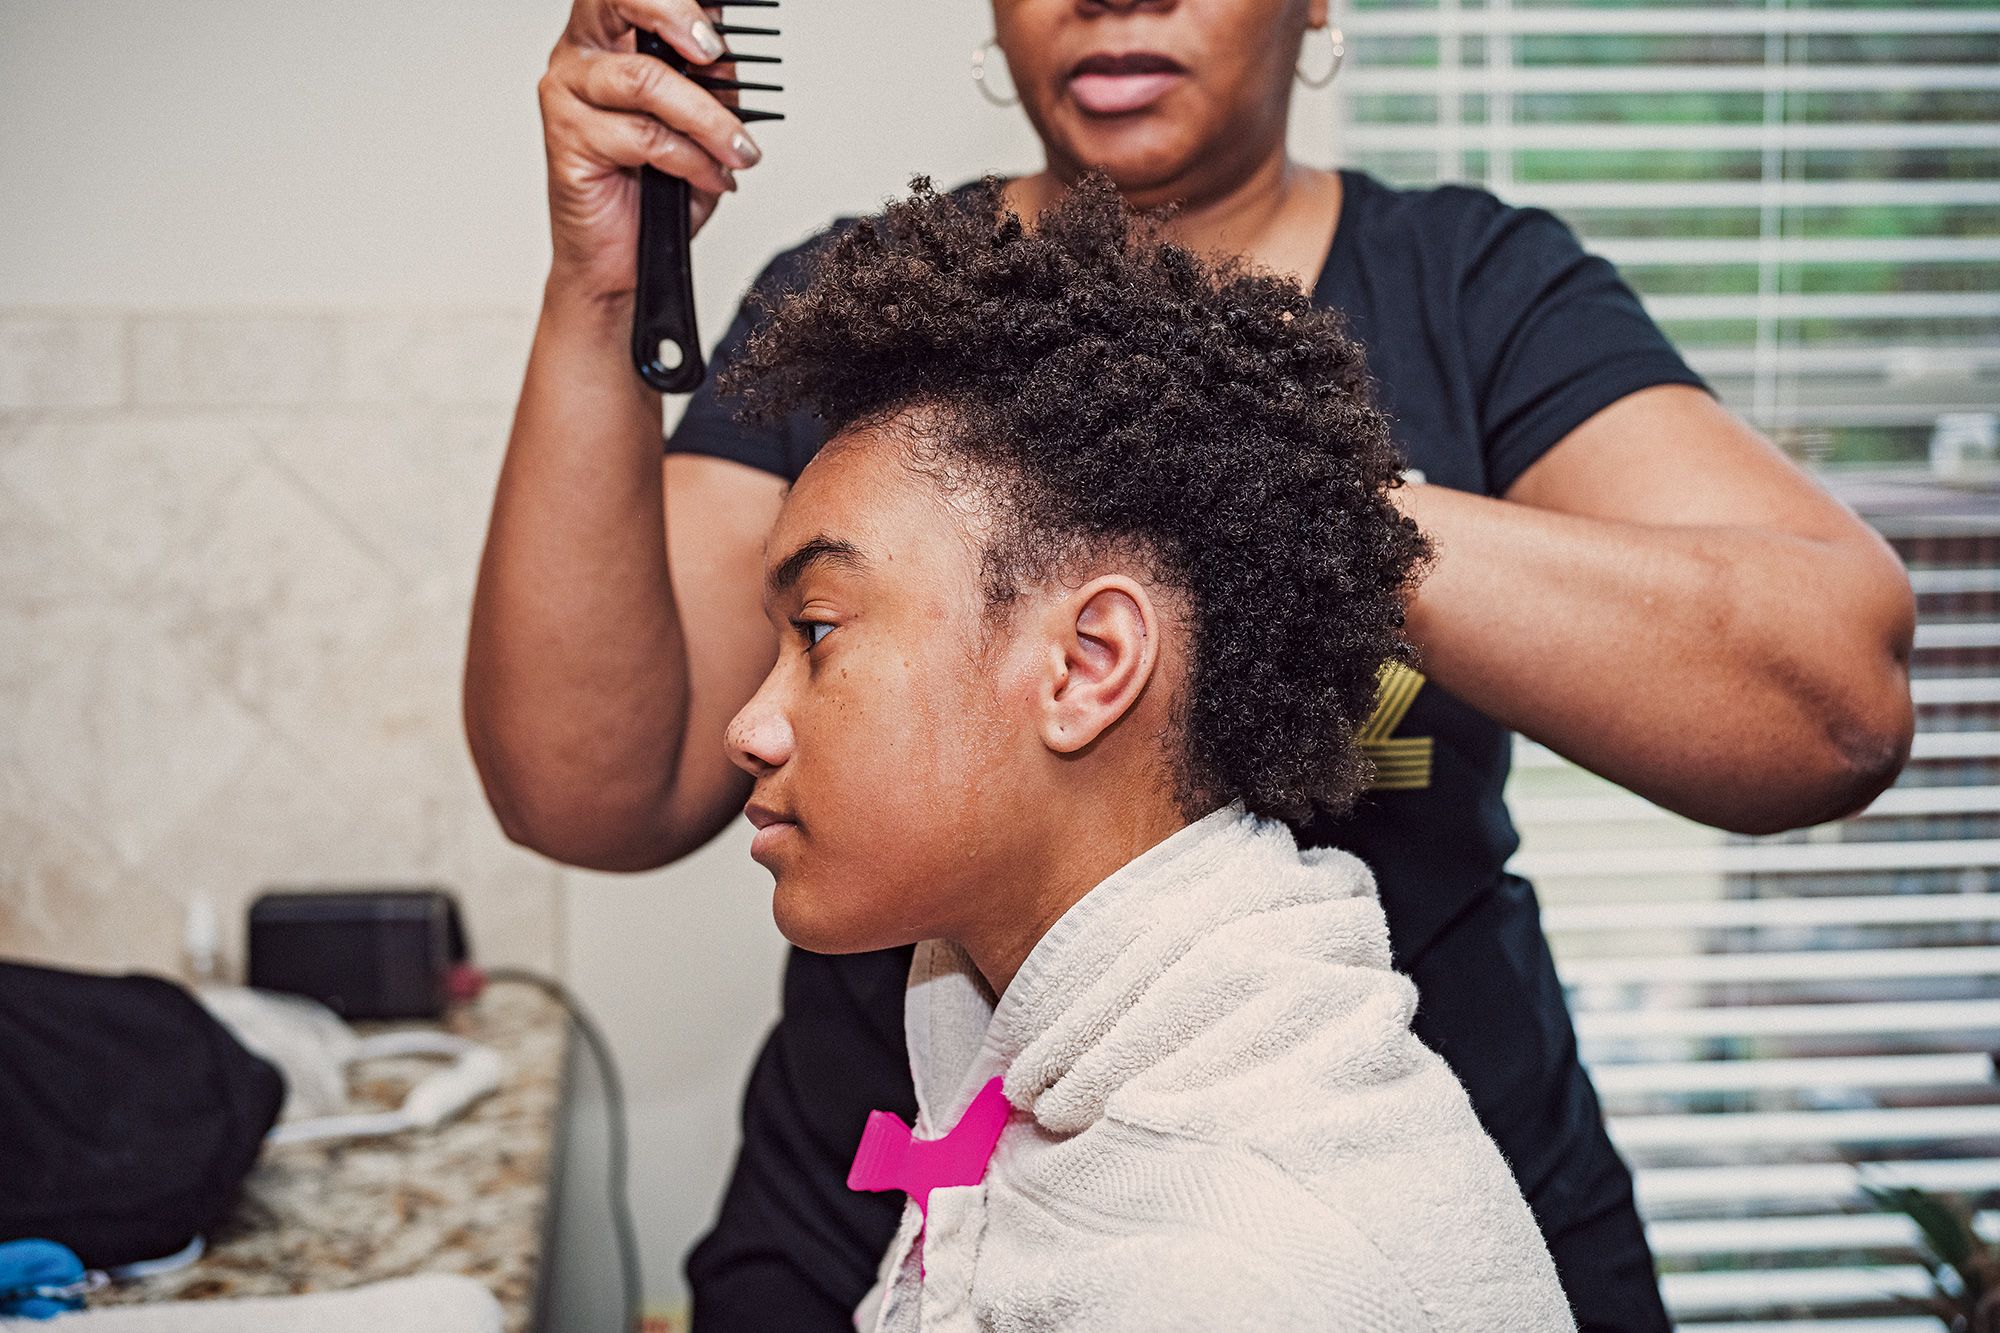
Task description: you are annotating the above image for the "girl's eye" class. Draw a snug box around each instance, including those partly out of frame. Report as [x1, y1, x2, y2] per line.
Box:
[798, 620, 833, 649]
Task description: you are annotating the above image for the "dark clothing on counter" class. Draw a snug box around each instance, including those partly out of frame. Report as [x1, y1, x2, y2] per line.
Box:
[669, 168, 1709, 1332]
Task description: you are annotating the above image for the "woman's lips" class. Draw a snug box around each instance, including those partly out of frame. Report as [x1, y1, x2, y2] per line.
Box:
[1067, 53, 1186, 116]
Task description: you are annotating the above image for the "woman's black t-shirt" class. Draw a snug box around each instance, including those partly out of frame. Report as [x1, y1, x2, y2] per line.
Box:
[665, 168, 1710, 1312]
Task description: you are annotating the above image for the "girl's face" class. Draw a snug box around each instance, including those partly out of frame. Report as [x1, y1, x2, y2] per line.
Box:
[992, 0, 1326, 203]
[725, 427, 1046, 958]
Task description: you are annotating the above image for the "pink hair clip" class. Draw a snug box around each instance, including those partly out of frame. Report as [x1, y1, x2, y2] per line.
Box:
[847, 1076, 1011, 1219]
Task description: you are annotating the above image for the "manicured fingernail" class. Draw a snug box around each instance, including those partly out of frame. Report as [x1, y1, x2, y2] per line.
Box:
[721, 167, 739, 191]
[731, 132, 761, 167]
[691, 20, 724, 60]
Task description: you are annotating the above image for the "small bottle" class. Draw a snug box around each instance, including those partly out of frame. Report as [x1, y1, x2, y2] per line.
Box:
[183, 893, 220, 984]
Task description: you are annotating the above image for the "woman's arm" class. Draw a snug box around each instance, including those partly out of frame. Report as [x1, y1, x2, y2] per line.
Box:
[1401, 382, 1916, 834]
[465, 285, 783, 871]
[464, 0, 778, 872]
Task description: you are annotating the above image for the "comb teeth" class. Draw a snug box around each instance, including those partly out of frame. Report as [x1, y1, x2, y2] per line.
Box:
[688, 75, 782, 95]
[707, 0, 782, 125]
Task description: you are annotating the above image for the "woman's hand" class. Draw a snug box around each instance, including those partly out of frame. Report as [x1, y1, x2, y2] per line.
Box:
[538, 0, 766, 301]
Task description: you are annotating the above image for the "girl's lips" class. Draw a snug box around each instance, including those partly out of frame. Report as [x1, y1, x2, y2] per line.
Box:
[749, 819, 799, 862]
[1069, 70, 1184, 116]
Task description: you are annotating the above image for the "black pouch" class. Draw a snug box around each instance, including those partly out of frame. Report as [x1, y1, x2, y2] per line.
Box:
[0, 960, 285, 1269]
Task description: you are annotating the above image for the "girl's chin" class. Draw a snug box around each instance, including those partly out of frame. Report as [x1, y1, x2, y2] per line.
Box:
[771, 880, 912, 957]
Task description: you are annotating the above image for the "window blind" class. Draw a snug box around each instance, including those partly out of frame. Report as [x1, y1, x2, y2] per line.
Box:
[1332, 9, 2000, 1320]
[1332, 0, 2000, 469]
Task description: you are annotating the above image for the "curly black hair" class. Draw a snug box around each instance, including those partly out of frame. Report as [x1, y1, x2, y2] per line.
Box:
[720, 174, 1430, 822]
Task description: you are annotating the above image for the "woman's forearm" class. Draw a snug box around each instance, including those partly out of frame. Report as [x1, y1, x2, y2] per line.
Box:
[464, 281, 691, 867]
[1398, 481, 1916, 832]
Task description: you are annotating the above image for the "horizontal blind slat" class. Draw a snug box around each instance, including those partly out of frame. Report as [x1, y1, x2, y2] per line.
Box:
[1611, 1105, 2000, 1149]
[1560, 945, 2000, 986]
[1661, 1267, 1935, 1314]
[1500, 180, 2000, 209]
[1544, 895, 2000, 934]
[1350, 123, 2000, 152]
[1346, 7, 2000, 37]
[1576, 997, 2000, 1040]
[1635, 1158, 2000, 1208]
[1590, 1053, 1998, 1096]
[1517, 836, 2000, 878]
[1601, 238, 2000, 267]
[1342, 63, 2000, 93]
[1646, 293, 2000, 321]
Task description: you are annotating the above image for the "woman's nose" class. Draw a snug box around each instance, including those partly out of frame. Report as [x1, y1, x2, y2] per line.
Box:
[725, 684, 795, 776]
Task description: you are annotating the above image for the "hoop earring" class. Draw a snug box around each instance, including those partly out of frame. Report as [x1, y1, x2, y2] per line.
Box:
[1296, 24, 1346, 89]
[972, 37, 1019, 107]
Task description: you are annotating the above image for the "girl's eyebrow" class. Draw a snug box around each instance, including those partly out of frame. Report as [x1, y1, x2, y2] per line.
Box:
[767, 534, 870, 597]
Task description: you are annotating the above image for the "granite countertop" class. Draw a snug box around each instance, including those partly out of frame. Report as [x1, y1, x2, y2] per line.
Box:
[93, 984, 567, 1332]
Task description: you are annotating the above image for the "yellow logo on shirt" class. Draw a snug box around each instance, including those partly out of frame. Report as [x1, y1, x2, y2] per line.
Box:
[1361, 661, 1432, 791]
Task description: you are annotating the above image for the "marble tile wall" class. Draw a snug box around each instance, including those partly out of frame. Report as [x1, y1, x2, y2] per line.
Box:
[0, 307, 564, 979]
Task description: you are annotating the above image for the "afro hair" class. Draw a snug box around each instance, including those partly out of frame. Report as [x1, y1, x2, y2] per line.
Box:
[720, 173, 1430, 822]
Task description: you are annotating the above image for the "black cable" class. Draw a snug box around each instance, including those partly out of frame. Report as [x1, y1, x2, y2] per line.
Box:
[482, 967, 643, 1333]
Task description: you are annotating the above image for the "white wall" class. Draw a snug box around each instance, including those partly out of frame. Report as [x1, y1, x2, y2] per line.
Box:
[0, 2, 1346, 1316]
[0, 0, 1041, 315]
[0, 2, 1338, 315]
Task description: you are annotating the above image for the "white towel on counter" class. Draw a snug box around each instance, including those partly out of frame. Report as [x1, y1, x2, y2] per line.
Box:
[856, 803, 1576, 1333]
[10, 1275, 502, 1332]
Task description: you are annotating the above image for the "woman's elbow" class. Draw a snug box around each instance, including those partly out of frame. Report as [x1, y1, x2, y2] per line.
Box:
[467, 728, 686, 872]
[1720, 700, 1910, 836]
[1820, 688, 1915, 822]
[1780, 576, 1918, 829]
[1836, 558, 1920, 809]
[487, 789, 676, 873]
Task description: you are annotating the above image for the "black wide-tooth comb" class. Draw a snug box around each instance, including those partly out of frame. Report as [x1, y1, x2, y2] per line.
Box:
[632, 1, 783, 393]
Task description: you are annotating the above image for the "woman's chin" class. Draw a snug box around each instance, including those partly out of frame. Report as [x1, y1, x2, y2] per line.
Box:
[1054, 121, 1204, 196]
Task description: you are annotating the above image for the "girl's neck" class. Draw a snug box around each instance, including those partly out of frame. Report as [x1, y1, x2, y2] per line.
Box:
[953, 794, 1195, 999]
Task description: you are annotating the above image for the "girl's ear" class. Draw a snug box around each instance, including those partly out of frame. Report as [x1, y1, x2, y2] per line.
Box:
[1038, 575, 1161, 754]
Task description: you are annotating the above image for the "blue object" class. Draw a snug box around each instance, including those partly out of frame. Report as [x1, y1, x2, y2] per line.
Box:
[0, 1239, 94, 1319]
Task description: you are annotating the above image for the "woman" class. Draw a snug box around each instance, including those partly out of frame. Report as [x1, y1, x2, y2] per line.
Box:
[466, 2, 1918, 1329]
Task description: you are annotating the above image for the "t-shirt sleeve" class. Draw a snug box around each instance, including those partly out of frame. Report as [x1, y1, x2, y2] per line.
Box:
[663, 231, 834, 482]
[1451, 189, 1714, 497]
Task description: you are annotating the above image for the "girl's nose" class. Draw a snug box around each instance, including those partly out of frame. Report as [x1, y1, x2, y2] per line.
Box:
[726, 682, 795, 776]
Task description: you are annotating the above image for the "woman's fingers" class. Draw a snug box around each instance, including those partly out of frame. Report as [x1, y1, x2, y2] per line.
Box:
[568, 0, 727, 67]
[689, 184, 725, 236]
[570, 48, 762, 173]
[575, 106, 739, 197]
[541, 0, 757, 286]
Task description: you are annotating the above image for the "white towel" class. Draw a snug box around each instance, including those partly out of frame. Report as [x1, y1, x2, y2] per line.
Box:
[857, 804, 1576, 1332]
[11, 1275, 503, 1332]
